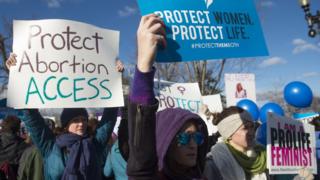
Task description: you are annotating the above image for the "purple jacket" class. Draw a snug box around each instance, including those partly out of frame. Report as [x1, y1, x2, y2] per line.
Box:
[128, 66, 210, 180]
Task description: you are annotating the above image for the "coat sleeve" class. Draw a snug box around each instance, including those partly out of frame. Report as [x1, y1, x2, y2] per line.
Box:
[203, 158, 223, 180]
[94, 107, 118, 149]
[126, 100, 159, 180]
[21, 109, 55, 157]
[103, 151, 113, 178]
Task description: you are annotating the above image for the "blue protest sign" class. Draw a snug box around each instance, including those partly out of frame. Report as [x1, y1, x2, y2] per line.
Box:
[137, 0, 269, 62]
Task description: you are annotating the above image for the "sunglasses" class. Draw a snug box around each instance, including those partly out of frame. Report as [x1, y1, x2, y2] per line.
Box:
[176, 132, 204, 146]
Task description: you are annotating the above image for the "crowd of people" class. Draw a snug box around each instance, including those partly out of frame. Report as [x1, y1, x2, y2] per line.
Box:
[0, 14, 318, 180]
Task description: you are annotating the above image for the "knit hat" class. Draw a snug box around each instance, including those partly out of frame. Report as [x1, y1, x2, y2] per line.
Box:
[1, 115, 21, 133]
[217, 110, 253, 139]
[60, 108, 88, 128]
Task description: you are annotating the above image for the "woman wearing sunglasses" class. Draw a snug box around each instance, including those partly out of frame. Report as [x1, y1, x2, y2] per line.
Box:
[156, 108, 211, 179]
[126, 14, 222, 180]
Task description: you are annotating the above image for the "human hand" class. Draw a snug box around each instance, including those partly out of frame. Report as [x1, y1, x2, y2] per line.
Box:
[5, 53, 17, 70]
[297, 167, 314, 180]
[116, 59, 124, 72]
[200, 104, 210, 116]
[137, 14, 166, 72]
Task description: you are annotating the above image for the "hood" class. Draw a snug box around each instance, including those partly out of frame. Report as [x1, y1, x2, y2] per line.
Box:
[156, 108, 208, 171]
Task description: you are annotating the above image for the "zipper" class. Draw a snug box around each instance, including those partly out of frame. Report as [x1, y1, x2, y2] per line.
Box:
[134, 105, 142, 147]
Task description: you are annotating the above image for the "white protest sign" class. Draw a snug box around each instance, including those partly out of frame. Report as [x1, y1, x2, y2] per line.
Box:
[224, 73, 256, 107]
[154, 79, 202, 113]
[202, 94, 223, 113]
[267, 113, 317, 174]
[8, 19, 123, 108]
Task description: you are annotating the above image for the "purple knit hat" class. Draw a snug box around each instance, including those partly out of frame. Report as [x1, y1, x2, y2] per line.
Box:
[156, 108, 208, 171]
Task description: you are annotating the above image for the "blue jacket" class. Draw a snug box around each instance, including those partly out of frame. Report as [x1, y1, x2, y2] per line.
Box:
[22, 108, 117, 180]
[103, 140, 127, 180]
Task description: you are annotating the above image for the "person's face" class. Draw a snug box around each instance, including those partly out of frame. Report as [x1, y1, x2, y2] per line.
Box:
[167, 121, 202, 168]
[67, 117, 87, 136]
[237, 83, 243, 91]
[230, 120, 255, 151]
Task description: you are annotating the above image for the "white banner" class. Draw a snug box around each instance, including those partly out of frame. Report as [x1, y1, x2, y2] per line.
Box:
[267, 113, 317, 174]
[8, 19, 123, 108]
[154, 80, 202, 113]
[224, 73, 256, 107]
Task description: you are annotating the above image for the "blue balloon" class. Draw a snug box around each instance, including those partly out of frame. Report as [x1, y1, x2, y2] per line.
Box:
[236, 99, 259, 121]
[256, 122, 267, 146]
[284, 81, 313, 108]
[260, 103, 284, 123]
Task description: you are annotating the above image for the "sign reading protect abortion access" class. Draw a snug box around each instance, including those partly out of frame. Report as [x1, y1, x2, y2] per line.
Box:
[267, 113, 317, 174]
[154, 80, 202, 113]
[137, 0, 268, 62]
[8, 19, 124, 108]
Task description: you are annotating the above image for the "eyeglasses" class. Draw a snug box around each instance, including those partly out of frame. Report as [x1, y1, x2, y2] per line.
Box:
[176, 132, 204, 146]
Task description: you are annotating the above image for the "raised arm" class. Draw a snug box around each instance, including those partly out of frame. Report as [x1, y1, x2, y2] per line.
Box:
[21, 109, 55, 157]
[127, 14, 165, 179]
[94, 107, 118, 148]
[6, 53, 55, 157]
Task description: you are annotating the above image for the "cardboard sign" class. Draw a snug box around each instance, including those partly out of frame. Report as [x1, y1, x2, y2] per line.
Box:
[202, 94, 223, 113]
[8, 19, 123, 108]
[224, 73, 256, 107]
[154, 79, 202, 113]
[267, 113, 317, 174]
[137, 0, 268, 62]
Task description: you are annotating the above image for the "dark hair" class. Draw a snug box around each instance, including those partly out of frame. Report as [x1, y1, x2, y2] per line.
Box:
[1, 115, 21, 133]
[213, 106, 245, 125]
[87, 118, 99, 136]
[118, 95, 129, 161]
[44, 118, 55, 130]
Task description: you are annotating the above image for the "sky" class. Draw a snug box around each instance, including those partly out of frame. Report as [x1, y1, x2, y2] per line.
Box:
[0, 0, 319, 98]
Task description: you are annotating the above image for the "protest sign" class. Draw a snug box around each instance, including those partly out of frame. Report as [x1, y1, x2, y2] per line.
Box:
[7, 19, 123, 108]
[137, 0, 268, 62]
[225, 73, 256, 107]
[154, 79, 202, 113]
[293, 112, 320, 124]
[202, 94, 223, 113]
[267, 113, 317, 174]
[316, 131, 320, 160]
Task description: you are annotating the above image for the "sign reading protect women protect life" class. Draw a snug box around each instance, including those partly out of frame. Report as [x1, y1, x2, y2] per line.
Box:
[267, 113, 317, 174]
[137, 0, 268, 62]
[154, 80, 202, 113]
[7, 19, 124, 108]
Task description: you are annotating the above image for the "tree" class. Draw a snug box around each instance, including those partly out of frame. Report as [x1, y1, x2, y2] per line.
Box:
[152, 58, 257, 99]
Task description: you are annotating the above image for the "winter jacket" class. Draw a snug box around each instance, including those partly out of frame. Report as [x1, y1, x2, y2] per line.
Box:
[127, 67, 220, 180]
[0, 132, 29, 165]
[204, 142, 269, 180]
[104, 140, 127, 180]
[21, 108, 117, 180]
[0, 132, 29, 176]
[17, 145, 44, 180]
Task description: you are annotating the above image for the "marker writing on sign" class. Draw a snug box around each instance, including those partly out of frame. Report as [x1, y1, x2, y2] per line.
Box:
[25, 76, 112, 105]
[270, 123, 312, 167]
[28, 25, 103, 54]
[157, 94, 201, 113]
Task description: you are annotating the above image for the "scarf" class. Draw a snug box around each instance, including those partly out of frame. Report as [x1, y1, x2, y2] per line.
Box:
[56, 133, 96, 180]
[225, 141, 266, 179]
